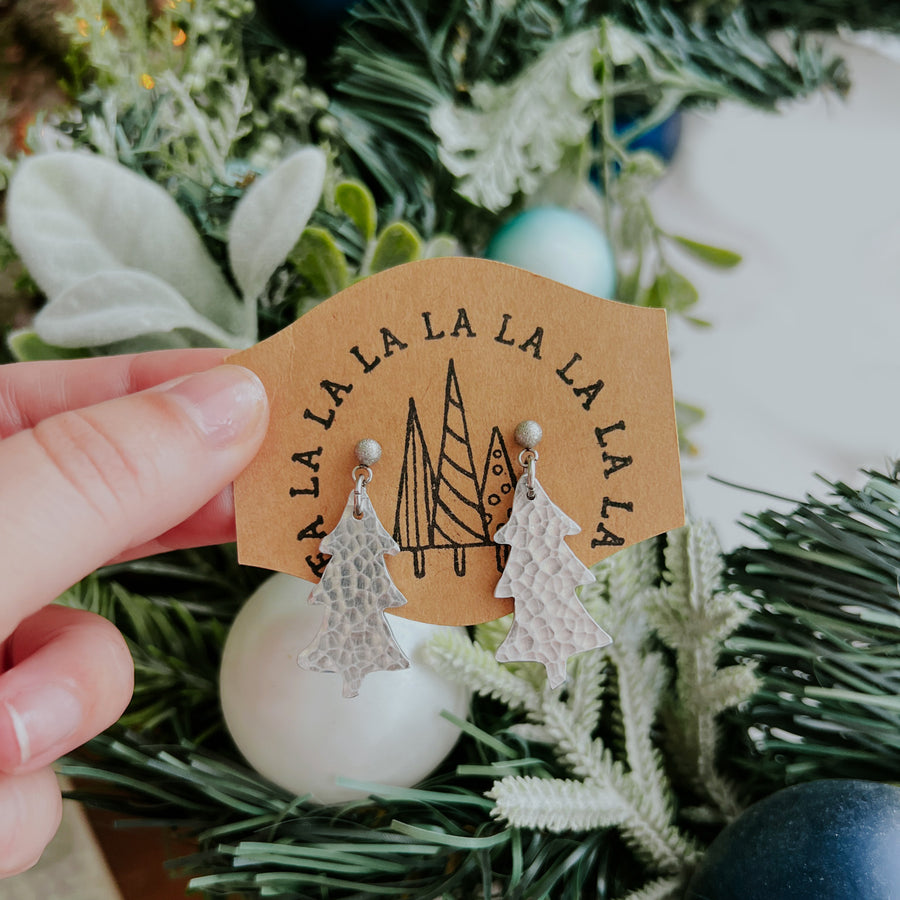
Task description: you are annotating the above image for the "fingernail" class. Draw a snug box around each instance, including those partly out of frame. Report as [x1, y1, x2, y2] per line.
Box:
[160, 365, 268, 448]
[3, 684, 82, 767]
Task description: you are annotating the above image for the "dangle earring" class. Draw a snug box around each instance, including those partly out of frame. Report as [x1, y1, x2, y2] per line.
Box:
[493, 421, 612, 688]
[298, 439, 410, 698]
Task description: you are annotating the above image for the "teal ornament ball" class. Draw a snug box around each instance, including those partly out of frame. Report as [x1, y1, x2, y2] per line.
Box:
[688, 780, 900, 900]
[485, 206, 617, 298]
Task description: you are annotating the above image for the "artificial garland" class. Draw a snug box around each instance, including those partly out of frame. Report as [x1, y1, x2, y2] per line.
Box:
[60, 523, 756, 899]
[726, 468, 900, 790]
[3, 1, 900, 897]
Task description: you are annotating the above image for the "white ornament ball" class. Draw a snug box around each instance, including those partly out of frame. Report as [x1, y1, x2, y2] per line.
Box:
[220, 573, 471, 803]
[485, 205, 617, 298]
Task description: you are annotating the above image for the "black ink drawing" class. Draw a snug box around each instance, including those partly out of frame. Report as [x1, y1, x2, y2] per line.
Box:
[393, 359, 515, 577]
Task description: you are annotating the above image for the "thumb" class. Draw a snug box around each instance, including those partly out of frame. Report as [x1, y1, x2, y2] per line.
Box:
[0, 364, 268, 637]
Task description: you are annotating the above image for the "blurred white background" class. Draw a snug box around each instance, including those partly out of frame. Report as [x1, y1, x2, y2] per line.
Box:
[658, 37, 900, 548]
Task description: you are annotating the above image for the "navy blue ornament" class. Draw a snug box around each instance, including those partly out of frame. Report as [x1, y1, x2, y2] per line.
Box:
[590, 111, 683, 186]
[485, 206, 617, 298]
[617, 110, 683, 165]
[688, 779, 900, 900]
[255, 0, 357, 57]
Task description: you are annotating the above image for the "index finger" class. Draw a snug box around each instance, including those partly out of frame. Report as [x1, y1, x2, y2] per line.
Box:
[0, 348, 230, 439]
[0, 364, 268, 639]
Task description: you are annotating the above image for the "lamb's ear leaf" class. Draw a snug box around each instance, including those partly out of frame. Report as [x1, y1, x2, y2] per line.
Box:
[33, 269, 242, 349]
[228, 147, 327, 300]
[6, 152, 243, 334]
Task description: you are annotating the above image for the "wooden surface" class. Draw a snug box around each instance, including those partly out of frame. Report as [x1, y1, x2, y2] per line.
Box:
[85, 808, 194, 900]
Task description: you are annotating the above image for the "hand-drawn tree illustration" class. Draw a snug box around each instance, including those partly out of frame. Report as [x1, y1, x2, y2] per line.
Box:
[494, 473, 612, 688]
[481, 425, 516, 572]
[394, 398, 436, 578]
[432, 359, 490, 576]
[299, 487, 409, 698]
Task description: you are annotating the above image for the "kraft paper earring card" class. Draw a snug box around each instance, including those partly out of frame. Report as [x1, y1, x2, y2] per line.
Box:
[228, 257, 683, 626]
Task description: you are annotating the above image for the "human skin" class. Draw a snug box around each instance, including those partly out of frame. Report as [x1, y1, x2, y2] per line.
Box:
[0, 348, 269, 876]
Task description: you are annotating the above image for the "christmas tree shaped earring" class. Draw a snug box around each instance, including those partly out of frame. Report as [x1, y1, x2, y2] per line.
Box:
[298, 439, 410, 698]
[494, 421, 613, 688]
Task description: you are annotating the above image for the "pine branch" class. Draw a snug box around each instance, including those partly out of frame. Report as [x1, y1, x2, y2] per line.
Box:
[607, 647, 671, 800]
[725, 468, 900, 787]
[615, 2, 848, 109]
[564, 646, 608, 737]
[622, 874, 685, 900]
[529, 697, 696, 873]
[423, 629, 541, 712]
[646, 521, 758, 821]
[487, 776, 626, 831]
[59, 575, 227, 740]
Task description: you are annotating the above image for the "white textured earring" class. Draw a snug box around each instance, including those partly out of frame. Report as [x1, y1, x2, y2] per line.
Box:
[493, 421, 612, 688]
[298, 439, 410, 698]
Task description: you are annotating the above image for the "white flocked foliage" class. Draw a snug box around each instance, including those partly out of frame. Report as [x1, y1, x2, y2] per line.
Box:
[425, 521, 759, 898]
[430, 28, 602, 211]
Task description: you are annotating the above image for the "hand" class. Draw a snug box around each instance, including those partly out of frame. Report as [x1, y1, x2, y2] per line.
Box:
[0, 349, 268, 876]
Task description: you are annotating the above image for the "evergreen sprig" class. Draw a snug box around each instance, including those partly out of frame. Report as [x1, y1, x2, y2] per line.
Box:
[59, 524, 756, 898]
[725, 467, 900, 789]
[62, 717, 610, 898]
[60, 546, 267, 743]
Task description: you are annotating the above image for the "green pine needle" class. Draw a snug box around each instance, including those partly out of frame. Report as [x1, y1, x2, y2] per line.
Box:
[725, 467, 900, 788]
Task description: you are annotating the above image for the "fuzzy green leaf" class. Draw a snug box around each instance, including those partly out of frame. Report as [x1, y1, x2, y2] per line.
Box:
[292, 227, 350, 299]
[423, 234, 460, 259]
[335, 180, 378, 242]
[369, 222, 422, 274]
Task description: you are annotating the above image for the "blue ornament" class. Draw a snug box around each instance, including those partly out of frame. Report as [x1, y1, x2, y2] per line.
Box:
[688, 780, 900, 900]
[589, 111, 683, 186]
[617, 111, 683, 165]
[485, 207, 616, 298]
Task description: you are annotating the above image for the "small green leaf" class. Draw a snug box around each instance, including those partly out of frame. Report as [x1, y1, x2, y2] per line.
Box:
[671, 236, 742, 268]
[335, 180, 378, 242]
[8, 330, 88, 361]
[369, 222, 422, 274]
[292, 226, 350, 298]
[645, 270, 698, 313]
